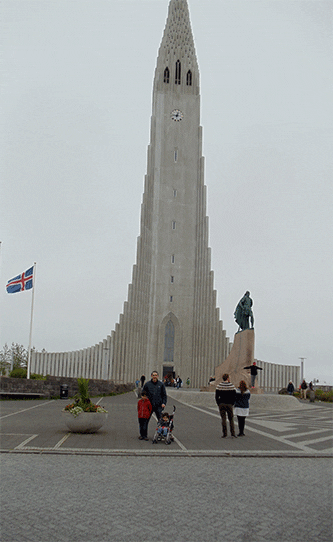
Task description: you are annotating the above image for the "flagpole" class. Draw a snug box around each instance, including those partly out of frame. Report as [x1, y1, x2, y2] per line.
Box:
[27, 262, 36, 380]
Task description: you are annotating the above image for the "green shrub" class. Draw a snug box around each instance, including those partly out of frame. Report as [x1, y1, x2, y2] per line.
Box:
[30, 373, 46, 380]
[316, 389, 333, 402]
[9, 367, 27, 378]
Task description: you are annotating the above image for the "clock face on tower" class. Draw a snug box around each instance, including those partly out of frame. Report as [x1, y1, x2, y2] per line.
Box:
[171, 109, 183, 122]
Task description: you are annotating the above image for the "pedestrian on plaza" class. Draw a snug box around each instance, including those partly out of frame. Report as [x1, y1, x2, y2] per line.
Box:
[234, 380, 251, 436]
[176, 376, 182, 389]
[309, 381, 315, 402]
[300, 379, 308, 400]
[243, 361, 262, 388]
[186, 377, 190, 388]
[140, 374, 146, 387]
[135, 379, 140, 388]
[287, 381, 295, 395]
[142, 371, 167, 425]
[137, 390, 152, 440]
[215, 373, 237, 438]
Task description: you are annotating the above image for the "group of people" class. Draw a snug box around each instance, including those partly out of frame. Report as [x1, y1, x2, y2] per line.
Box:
[137, 368, 317, 441]
[137, 371, 167, 440]
[215, 373, 251, 437]
[137, 370, 251, 441]
[299, 379, 314, 400]
[163, 374, 183, 388]
[286, 379, 314, 400]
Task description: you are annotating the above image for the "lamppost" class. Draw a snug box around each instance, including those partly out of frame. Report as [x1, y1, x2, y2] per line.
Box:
[299, 357, 306, 382]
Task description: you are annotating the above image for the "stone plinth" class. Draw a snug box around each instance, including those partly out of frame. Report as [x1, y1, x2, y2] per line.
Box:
[206, 329, 264, 394]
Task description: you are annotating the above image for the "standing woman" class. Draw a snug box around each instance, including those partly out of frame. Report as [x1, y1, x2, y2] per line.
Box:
[234, 380, 251, 436]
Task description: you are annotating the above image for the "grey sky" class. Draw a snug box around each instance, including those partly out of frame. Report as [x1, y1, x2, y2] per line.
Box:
[1, 0, 332, 384]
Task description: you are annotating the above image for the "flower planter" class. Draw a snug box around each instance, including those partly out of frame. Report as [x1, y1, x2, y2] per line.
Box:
[62, 411, 108, 433]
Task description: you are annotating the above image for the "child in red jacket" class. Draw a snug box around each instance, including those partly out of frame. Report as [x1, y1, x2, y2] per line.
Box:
[137, 390, 152, 440]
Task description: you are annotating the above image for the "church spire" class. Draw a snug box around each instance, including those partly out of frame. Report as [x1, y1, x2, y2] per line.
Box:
[154, 0, 199, 93]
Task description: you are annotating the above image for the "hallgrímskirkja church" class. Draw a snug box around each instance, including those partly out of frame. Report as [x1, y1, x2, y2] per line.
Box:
[32, 1, 232, 387]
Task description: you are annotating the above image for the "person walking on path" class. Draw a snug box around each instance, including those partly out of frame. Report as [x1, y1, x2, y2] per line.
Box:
[243, 361, 262, 388]
[143, 371, 167, 425]
[137, 390, 152, 440]
[215, 373, 237, 438]
[287, 381, 295, 395]
[234, 380, 251, 436]
[300, 379, 308, 400]
[140, 375, 146, 388]
[176, 376, 182, 389]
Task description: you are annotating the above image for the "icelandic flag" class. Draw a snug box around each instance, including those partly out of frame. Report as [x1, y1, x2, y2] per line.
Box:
[6, 266, 34, 294]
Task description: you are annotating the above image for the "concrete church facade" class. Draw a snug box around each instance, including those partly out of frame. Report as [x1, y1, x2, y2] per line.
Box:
[32, 0, 231, 387]
[31, 1, 299, 389]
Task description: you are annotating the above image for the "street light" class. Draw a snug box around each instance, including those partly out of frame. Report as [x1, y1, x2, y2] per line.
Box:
[299, 357, 306, 382]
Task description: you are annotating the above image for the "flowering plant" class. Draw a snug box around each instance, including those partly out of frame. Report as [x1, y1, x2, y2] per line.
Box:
[63, 403, 108, 417]
[62, 378, 108, 417]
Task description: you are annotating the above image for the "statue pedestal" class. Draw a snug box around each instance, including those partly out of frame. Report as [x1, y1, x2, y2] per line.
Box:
[205, 329, 264, 394]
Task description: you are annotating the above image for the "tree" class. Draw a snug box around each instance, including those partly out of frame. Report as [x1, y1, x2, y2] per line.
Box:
[0, 343, 11, 376]
[11, 343, 28, 369]
[0, 343, 46, 377]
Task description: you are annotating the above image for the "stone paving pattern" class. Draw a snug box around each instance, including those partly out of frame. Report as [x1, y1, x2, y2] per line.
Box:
[1, 391, 332, 455]
[0, 455, 332, 542]
[0, 391, 332, 541]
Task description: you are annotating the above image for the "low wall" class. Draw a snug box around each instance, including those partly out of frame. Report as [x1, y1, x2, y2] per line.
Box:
[0, 376, 134, 399]
[167, 389, 304, 411]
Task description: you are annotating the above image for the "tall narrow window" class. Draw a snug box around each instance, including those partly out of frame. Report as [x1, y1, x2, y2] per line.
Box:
[171, 276, 174, 283]
[175, 60, 181, 85]
[172, 221, 176, 230]
[164, 67, 169, 83]
[170, 296, 173, 302]
[164, 320, 175, 363]
[186, 70, 192, 86]
[171, 254, 175, 264]
[173, 189, 177, 198]
[174, 148, 178, 162]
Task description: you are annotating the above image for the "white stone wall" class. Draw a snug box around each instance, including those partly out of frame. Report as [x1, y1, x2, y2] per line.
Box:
[255, 359, 300, 392]
[31, 348, 300, 392]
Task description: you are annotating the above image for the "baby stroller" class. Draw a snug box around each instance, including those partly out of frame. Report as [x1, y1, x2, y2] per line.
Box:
[152, 406, 176, 445]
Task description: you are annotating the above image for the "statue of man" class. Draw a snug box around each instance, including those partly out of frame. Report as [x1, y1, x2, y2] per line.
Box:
[234, 291, 254, 331]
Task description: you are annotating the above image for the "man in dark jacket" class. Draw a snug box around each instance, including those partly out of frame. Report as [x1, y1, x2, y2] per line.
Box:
[215, 373, 237, 438]
[143, 371, 167, 423]
[300, 379, 308, 400]
[244, 361, 263, 388]
[287, 381, 295, 395]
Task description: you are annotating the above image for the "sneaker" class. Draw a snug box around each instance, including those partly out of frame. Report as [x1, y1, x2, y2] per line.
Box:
[143, 437, 149, 441]
[138, 436, 143, 440]
[231, 435, 237, 438]
[221, 435, 227, 438]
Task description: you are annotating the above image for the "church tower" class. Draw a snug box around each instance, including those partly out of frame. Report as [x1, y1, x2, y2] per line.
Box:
[111, 0, 230, 386]
[30, 0, 231, 386]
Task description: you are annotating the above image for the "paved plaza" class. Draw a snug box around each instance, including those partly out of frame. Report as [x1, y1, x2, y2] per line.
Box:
[1, 390, 332, 541]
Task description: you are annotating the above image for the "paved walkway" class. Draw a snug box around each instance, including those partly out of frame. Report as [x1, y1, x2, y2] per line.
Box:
[0, 390, 332, 456]
[0, 391, 332, 542]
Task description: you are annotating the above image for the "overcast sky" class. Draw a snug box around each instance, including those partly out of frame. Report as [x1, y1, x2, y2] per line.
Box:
[1, 0, 332, 384]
